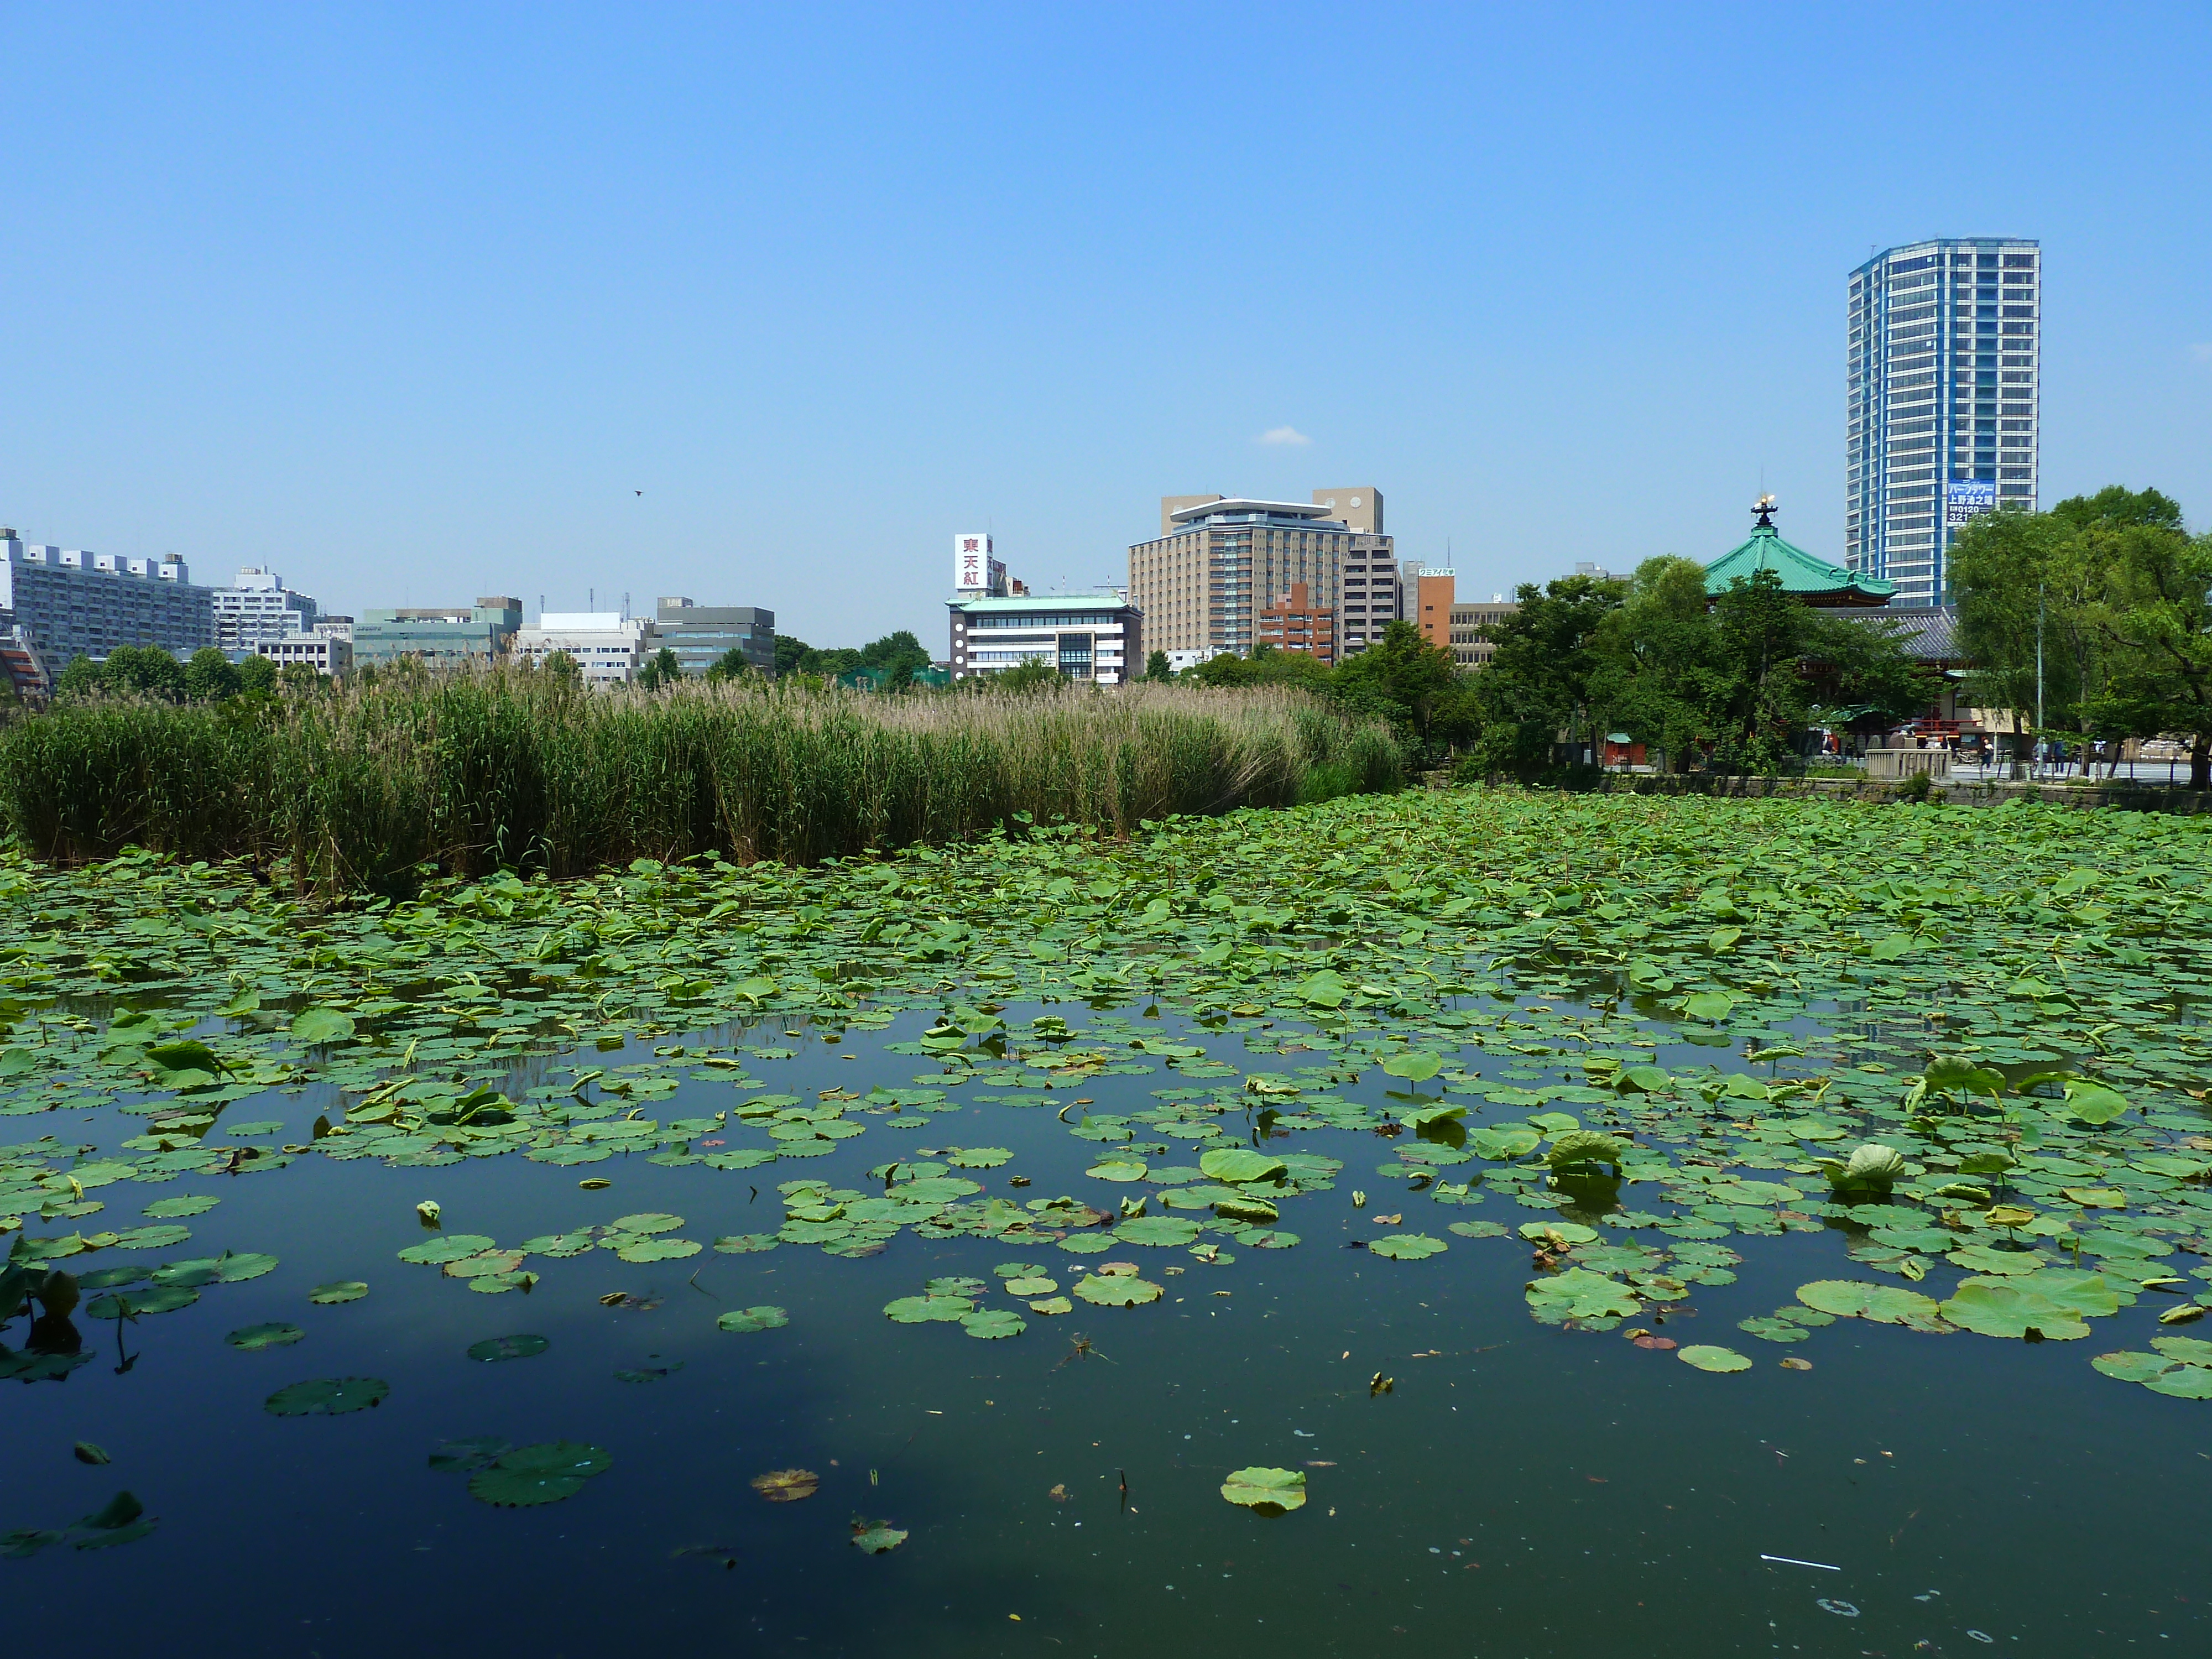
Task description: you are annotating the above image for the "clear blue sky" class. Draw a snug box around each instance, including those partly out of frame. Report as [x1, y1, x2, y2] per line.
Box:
[4, 3, 2208, 642]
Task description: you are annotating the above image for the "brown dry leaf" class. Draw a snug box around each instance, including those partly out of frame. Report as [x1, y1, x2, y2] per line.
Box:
[1631, 1334, 1677, 1351]
[1047, 1483, 1070, 1504]
[598, 1291, 629, 1306]
[751, 1468, 820, 1503]
[1095, 1261, 1140, 1279]
[1373, 1213, 1404, 1226]
[578, 1178, 612, 1190]
[1780, 1356, 1814, 1371]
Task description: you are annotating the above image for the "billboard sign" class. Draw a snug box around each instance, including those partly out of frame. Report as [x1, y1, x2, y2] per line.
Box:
[1944, 480, 1997, 526]
[954, 533, 993, 592]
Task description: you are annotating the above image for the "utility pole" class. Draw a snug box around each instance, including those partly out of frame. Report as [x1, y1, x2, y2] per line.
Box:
[2034, 581, 2046, 778]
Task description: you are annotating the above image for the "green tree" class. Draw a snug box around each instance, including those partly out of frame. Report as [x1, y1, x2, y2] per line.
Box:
[1145, 649, 1171, 682]
[276, 661, 324, 695]
[774, 634, 815, 677]
[704, 647, 752, 683]
[992, 658, 1063, 693]
[1332, 622, 1464, 759]
[185, 647, 241, 702]
[1189, 642, 1333, 693]
[858, 630, 932, 690]
[541, 650, 581, 682]
[237, 655, 279, 696]
[637, 646, 683, 690]
[2081, 515, 2212, 787]
[55, 655, 105, 699]
[100, 645, 189, 702]
[1589, 556, 1724, 770]
[1464, 576, 1626, 775]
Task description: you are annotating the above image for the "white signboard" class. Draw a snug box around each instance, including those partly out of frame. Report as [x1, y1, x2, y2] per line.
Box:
[954, 533, 993, 592]
[1944, 481, 1997, 526]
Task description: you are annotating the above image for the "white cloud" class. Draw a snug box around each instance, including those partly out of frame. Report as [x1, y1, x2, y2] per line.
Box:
[1255, 425, 1312, 446]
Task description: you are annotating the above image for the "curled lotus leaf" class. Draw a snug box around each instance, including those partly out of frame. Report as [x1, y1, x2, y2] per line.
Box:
[717, 1306, 790, 1333]
[264, 1376, 390, 1416]
[469, 1442, 611, 1506]
[1819, 1144, 1907, 1191]
[1197, 1149, 1287, 1185]
[1220, 1466, 1307, 1513]
[1545, 1130, 1626, 1171]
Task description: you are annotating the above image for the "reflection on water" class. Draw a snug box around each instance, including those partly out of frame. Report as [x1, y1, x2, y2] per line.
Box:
[6, 1000, 2209, 1657]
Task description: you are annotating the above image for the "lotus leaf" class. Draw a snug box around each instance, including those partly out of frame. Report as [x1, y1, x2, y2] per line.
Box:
[1677, 1344, 1752, 1373]
[86, 1286, 197, 1318]
[1448, 1220, 1509, 1239]
[429, 1436, 512, 1474]
[264, 1376, 390, 1416]
[1380, 1052, 1442, 1082]
[1085, 1159, 1148, 1182]
[309, 1281, 369, 1305]
[1114, 1216, 1201, 1247]
[1545, 1130, 1625, 1170]
[289, 1008, 357, 1046]
[398, 1234, 497, 1265]
[1197, 1148, 1287, 1185]
[884, 1295, 973, 1323]
[1005, 1276, 1057, 1296]
[961, 1308, 1025, 1339]
[611, 1212, 685, 1234]
[469, 1441, 611, 1506]
[1073, 1274, 1163, 1307]
[752, 1468, 818, 1503]
[1029, 1296, 1073, 1314]
[717, 1305, 790, 1333]
[1796, 1280, 1947, 1329]
[226, 1321, 305, 1350]
[945, 1147, 1012, 1168]
[850, 1520, 907, 1553]
[467, 1334, 550, 1362]
[142, 1195, 220, 1218]
[713, 1234, 781, 1254]
[614, 1237, 701, 1263]
[1220, 1465, 1307, 1512]
[925, 1276, 987, 1295]
[1368, 1233, 1447, 1260]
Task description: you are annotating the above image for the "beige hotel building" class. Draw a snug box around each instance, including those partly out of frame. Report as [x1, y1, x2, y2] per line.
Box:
[1126, 488, 1396, 663]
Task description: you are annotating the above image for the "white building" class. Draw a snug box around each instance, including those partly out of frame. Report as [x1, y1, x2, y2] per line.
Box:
[947, 591, 1140, 684]
[1848, 238, 2039, 607]
[0, 534, 212, 687]
[212, 567, 318, 651]
[256, 634, 353, 677]
[512, 613, 653, 685]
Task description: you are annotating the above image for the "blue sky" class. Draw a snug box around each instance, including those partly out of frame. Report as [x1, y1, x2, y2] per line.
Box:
[4, 3, 2208, 643]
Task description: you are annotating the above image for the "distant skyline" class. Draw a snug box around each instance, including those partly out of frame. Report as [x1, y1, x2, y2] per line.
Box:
[3, 4, 2208, 644]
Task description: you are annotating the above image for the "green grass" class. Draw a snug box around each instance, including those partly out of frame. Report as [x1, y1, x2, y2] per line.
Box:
[0, 674, 1399, 894]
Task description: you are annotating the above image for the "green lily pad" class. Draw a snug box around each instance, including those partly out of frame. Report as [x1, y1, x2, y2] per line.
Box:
[1942, 1280, 2090, 1341]
[142, 1194, 220, 1218]
[1220, 1465, 1307, 1513]
[1028, 1296, 1074, 1314]
[225, 1322, 305, 1350]
[1447, 1220, 1509, 1239]
[884, 1295, 973, 1323]
[614, 1237, 702, 1263]
[1086, 1159, 1148, 1182]
[1795, 1280, 1947, 1330]
[945, 1147, 1012, 1168]
[1198, 1148, 1287, 1185]
[468, 1441, 611, 1506]
[925, 1275, 988, 1296]
[1073, 1274, 1164, 1307]
[712, 1234, 781, 1254]
[1114, 1215, 1201, 1248]
[111, 1224, 190, 1250]
[611, 1212, 684, 1234]
[398, 1234, 498, 1265]
[1368, 1233, 1447, 1260]
[961, 1308, 1025, 1339]
[428, 1436, 512, 1474]
[717, 1306, 790, 1333]
[467, 1334, 550, 1362]
[850, 1520, 908, 1553]
[85, 1286, 198, 1318]
[1004, 1276, 1057, 1296]
[1677, 1344, 1752, 1373]
[264, 1376, 390, 1416]
[309, 1281, 369, 1305]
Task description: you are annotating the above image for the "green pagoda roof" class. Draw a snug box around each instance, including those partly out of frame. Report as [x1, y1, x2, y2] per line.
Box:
[1704, 500, 1895, 607]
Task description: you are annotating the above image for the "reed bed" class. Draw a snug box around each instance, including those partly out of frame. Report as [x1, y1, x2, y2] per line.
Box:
[0, 674, 1400, 895]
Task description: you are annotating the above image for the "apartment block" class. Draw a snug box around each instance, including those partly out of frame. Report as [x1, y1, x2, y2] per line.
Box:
[1254, 581, 1336, 662]
[0, 533, 213, 687]
[1847, 238, 2039, 606]
[512, 613, 653, 685]
[1448, 597, 1521, 669]
[213, 567, 319, 651]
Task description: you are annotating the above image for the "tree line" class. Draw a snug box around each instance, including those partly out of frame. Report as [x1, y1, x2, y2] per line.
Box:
[1950, 484, 2212, 786]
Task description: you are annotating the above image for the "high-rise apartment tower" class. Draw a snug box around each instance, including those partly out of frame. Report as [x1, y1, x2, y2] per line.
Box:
[1846, 238, 2039, 607]
[1128, 488, 1389, 661]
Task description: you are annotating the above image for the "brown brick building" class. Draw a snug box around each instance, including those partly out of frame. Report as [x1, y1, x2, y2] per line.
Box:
[1254, 581, 1337, 664]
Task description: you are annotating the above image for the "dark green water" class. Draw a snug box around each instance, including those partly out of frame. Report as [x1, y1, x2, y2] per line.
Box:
[10, 1002, 2207, 1658]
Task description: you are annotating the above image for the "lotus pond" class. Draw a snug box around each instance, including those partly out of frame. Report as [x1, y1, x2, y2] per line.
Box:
[4, 787, 2210, 1656]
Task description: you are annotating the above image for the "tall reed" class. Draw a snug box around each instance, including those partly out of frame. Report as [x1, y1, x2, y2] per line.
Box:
[0, 674, 1400, 895]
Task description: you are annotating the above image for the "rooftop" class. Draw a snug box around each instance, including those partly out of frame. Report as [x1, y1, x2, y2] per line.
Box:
[950, 591, 1131, 612]
[1168, 498, 1339, 525]
[1704, 498, 1895, 607]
